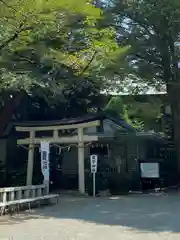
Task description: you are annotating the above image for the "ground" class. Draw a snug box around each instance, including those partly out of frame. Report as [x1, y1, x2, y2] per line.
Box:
[0, 193, 180, 239]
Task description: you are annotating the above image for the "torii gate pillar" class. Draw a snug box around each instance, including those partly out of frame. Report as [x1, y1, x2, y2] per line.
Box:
[26, 131, 35, 185]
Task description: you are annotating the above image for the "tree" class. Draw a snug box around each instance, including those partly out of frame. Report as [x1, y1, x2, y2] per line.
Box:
[0, 0, 101, 89]
[105, 96, 125, 118]
[124, 95, 162, 132]
[107, 0, 180, 171]
[0, 0, 122, 116]
[105, 96, 145, 130]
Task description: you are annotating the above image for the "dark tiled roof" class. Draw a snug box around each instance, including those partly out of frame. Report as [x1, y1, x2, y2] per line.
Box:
[15, 113, 100, 127]
[106, 115, 137, 132]
[14, 112, 136, 132]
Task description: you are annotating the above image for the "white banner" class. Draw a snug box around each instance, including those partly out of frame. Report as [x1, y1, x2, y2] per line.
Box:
[40, 141, 50, 181]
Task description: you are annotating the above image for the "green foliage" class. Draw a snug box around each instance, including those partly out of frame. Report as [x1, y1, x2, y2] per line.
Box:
[0, 0, 119, 95]
[105, 0, 180, 92]
[105, 96, 124, 118]
[0, 0, 129, 117]
[108, 172, 131, 195]
[125, 97, 163, 131]
[104, 96, 144, 130]
[104, 94, 164, 131]
[104, 0, 180, 146]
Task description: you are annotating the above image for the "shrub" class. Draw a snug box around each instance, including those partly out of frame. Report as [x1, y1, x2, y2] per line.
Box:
[108, 172, 131, 195]
[86, 172, 110, 196]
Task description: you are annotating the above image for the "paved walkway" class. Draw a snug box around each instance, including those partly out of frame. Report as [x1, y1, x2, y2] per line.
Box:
[1, 193, 180, 239]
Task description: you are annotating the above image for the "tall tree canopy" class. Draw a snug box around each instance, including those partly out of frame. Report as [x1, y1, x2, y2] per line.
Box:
[107, 0, 180, 170]
[0, 0, 124, 116]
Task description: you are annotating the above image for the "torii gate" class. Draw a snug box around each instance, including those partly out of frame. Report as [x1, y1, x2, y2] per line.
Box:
[15, 119, 100, 194]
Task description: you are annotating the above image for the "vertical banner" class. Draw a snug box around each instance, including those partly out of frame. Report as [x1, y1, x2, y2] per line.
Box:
[40, 141, 50, 181]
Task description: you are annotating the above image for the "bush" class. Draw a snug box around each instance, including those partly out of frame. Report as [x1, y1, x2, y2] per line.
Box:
[108, 173, 131, 195]
[86, 172, 110, 196]
[129, 172, 141, 191]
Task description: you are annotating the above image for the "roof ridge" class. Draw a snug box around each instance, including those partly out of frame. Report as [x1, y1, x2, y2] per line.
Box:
[104, 113, 137, 132]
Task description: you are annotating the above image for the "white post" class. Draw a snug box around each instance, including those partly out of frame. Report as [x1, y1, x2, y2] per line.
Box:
[78, 128, 85, 194]
[53, 130, 58, 140]
[44, 179, 49, 194]
[90, 155, 98, 197]
[93, 172, 96, 197]
[26, 131, 35, 185]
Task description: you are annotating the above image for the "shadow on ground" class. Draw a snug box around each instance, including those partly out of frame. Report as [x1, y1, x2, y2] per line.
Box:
[1, 193, 180, 233]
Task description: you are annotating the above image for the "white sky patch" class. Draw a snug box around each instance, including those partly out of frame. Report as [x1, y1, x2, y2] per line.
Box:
[101, 88, 166, 96]
[101, 76, 166, 95]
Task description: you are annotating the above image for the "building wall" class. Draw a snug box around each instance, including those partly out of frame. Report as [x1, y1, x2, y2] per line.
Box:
[126, 141, 138, 174]
[109, 138, 139, 175]
[103, 119, 114, 132]
[0, 139, 7, 186]
[61, 145, 89, 174]
[84, 126, 96, 134]
[61, 146, 78, 174]
[138, 141, 147, 159]
[84, 119, 114, 135]
[0, 139, 7, 164]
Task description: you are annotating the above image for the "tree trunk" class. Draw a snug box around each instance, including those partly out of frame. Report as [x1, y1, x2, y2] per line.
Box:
[95, 0, 101, 8]
[161, 36, 180, 174]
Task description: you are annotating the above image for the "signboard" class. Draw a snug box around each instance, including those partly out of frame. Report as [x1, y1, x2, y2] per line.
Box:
[90, 155, 98, 197]
[90, 155, 98, 173]
[40, 141, 50, 181]
[140, 162, 159, 178]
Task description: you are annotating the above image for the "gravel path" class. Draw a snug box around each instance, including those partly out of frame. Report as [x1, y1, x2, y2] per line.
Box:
[0, 193, 180, 239]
